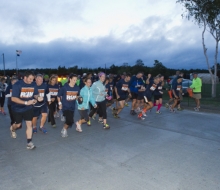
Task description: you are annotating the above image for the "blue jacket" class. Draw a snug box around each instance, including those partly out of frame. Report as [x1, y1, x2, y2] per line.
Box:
[129, 76, 144, 93]
[77, 86, 96, 110]
[91, 80, 107, 102]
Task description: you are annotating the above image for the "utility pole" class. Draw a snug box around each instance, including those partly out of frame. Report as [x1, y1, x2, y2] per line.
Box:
[2, 53, 5, 76]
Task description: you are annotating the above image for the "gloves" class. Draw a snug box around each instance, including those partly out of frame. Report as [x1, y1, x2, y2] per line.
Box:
[78, 96, 83, 104]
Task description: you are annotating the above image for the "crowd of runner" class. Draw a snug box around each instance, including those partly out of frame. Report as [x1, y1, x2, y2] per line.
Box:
[0, 70, 201, 150]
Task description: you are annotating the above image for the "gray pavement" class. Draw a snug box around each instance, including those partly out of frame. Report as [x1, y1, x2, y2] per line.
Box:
[0, 105, 220, 190]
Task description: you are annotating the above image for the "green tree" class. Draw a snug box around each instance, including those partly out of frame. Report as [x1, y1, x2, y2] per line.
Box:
[135, 59, 144, 67]
[177, 0, 220, 97]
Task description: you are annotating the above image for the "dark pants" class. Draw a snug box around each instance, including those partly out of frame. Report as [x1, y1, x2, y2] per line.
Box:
[8, 104, 15, 125]
[0, 94, 5, 107]
[48, 101, 56, 125]
[89, 100, 107, 119]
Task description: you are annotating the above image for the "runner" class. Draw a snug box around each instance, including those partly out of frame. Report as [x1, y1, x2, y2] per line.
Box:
[0, 77, 7, 115]
[32, 74, 48, 134]
[104, 77, 113, 108]
[10, 71, 42, 149]
[136, 76, 146, 114]
[108, 77, 114, 109]
[170, 76, 183, 112]
[5, 77, 18, 125]
[129, 72, 144, 115]
[111, 75, 121, 114]
[138, 76, 160, 120]
[165, 72, 184, 110]
[54, 74, 62, 118]
[153, 75, 164, 114]
[90, 72, 110, 129]
[114, 73, 131, 118]
[58, 74, 80, 137]
[76, 78, 97, 130]
[47, 75, 59, 128]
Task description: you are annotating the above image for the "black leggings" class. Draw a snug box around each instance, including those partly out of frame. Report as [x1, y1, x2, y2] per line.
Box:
[89, 100, 107, 119]
[48, 101, 56, 125]
[0, 94, 5, 107]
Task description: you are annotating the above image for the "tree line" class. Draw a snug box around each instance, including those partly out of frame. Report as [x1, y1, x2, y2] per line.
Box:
[0, 59, 215, 79]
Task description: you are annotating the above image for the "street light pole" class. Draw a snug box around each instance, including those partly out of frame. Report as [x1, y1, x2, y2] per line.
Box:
[2, 53, 5, 76]
[16, 54, 18, 76]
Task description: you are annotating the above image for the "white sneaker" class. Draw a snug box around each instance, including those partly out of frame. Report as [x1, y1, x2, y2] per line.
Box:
[76, 122, 82, 132]
[61, 115, 65, 121]
[194, 107, 199, 112]
[61, 128, 68, 137]
[135, 107, 141, 113]
[27, 141, 36, 150]
[10, 126, 17, 138]
[142, 111, 147, 117]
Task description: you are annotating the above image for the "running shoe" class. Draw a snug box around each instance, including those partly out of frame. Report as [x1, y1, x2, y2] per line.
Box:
[169, 105, 172, 111]
[177, 107, 183, 111]
[39, 127, 47, 134]
[92, 114, 96, 120]
[10, 126, 17, 138]
[87, 120, 91, 126]
[61, 115, 65, 121]
[61, 128, 68, 137]
[52, 124, 56, 128]
[98, 119, 104, 123]
[138, 115, 145, 120]
[130, 110, 136, 115]
[103, 123, 110, 129]
[165, 103, 169, 108]
[194, 107, 199, 112]
[27, 141, 36, 150]
[156, 111, 161, 114]
[33, 127, 37, 134]
[142, 111, 147, 117]
[114, 114, 120, 118]
[135, 107, 141, 113]
[112, 108, 117, 114]
[76, 122, 82, 132]
[170, 109, 176, 113]
[125, 103, 129, 107]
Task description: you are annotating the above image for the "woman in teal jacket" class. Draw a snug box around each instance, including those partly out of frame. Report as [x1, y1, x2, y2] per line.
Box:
[76, 78, 97, 132]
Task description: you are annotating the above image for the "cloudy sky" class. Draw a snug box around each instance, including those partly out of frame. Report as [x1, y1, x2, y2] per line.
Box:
[0, 0, 217, 70]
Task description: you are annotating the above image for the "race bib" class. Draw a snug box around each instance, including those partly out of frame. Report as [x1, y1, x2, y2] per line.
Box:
[20, 88, 34, 98]
[66, 91, 78, 101]
[110, 85, 113, 91]
[177, 85, 182, 91]
[122, 84, 128, 91]
[49, 88, 58, 96]
[38, 89, 45, 97]
[158, 86, 162, 90]
[150, 84, 157, 91]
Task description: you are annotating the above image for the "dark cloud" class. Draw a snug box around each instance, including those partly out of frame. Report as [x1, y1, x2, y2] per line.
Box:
[0, 34, 215, 71]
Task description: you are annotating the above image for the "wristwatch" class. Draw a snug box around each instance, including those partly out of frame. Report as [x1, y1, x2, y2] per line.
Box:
[24, 101, 27, 105]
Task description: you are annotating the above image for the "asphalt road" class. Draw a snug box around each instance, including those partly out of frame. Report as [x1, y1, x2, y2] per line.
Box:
[0, 105, 220, 190]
